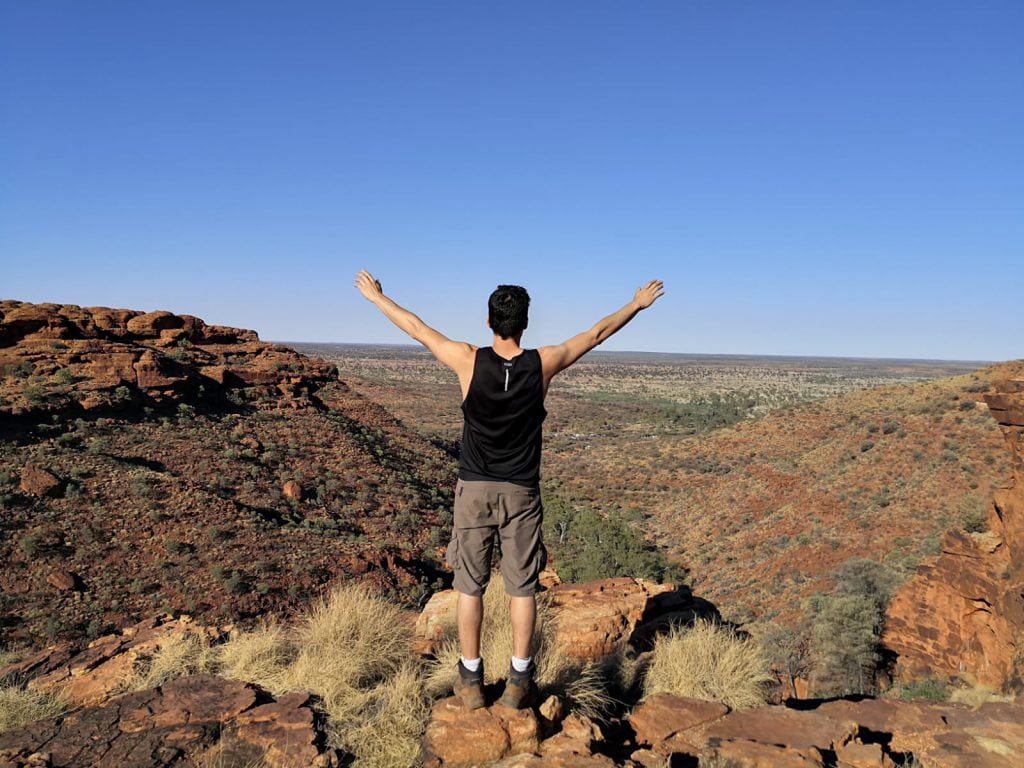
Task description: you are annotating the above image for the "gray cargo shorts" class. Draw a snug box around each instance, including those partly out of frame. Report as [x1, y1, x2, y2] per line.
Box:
[445, 478, 547, 598]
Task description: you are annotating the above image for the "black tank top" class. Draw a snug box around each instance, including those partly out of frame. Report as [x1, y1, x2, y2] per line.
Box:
[459, 347, 547, 486]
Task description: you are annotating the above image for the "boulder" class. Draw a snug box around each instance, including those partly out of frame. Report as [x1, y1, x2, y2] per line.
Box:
[421, 696, 540, 766]
[545, 578, 690, 661]
[46, 571, 79, 592]
[18, 466, 61, 498]
[125, 311, 184, 338]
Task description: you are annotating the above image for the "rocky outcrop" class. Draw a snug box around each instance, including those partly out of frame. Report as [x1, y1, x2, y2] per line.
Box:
[1, 615, 228, 707]
[420, 690, 1024, 767]
[0, 615, 334, 768]
[0, 675, 333, 768]
[882, 362, 1024, 689]
[625, 694, 1024, 767]
[0, 300, 338, 420]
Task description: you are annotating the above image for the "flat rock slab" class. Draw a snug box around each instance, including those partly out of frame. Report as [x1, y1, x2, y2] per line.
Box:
[705, 706, 859, 751]
[628, 694, 728, 745]
[712, 739, 827, 767]
[7, 615, 228, 708]
[0, 675, 327, 768]
[818, 698, 1024, 768]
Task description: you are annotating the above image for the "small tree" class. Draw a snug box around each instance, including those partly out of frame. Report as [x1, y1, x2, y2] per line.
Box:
[805, 558, 897, 696]
[762, 623, 812, 696]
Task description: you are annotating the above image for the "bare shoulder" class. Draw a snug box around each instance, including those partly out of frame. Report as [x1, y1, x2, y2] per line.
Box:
[537, 343, 569, 380]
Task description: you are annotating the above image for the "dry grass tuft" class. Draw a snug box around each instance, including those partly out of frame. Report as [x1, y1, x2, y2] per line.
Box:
[328, 661, 430, 768]
[0, 685, 68, 734]
[217, 620, 294, 691]
[0, 645, 26, 670]
[194, 742, 272, 768]
[642, 619, 772, 710]
[949, 676, 1016, 708]
[218, 583, 427, 768]
[120, 631, 218, 692]
[425, 579, 615, 719]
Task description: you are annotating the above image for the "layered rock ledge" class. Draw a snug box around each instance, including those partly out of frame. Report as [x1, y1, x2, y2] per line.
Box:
[0, 300, 337, 419]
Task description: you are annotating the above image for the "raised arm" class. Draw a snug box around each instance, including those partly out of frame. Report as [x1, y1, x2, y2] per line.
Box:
[539, 279, 664, 386]
[354, 270, 476, 394]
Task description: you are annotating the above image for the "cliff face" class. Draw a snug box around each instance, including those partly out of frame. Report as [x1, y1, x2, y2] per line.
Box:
[0, 299, 337, 419]
[882, 361, 1024, 689]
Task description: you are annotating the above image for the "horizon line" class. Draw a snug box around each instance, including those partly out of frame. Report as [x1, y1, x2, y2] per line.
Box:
[271, 340, 999, 367]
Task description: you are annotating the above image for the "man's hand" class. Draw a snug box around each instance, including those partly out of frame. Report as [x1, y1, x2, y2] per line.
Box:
[354, 270, 384, 303]
[633, 279, 665, 309]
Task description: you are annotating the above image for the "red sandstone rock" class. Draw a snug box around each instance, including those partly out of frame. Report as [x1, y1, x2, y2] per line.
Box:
[125, 311, 184, 338]
[229, 691, 321, 768]
[422, 696, 540, 766]
[46, 571, 78, 592]
[133, 348, 184, 390]
[282, 480, 303, 500]
[704, 706, 859, 751]
[0, 301, 335, 419]
[18, 466, 61, 498]
[414, 590, 459, 654]
[538, 694, 565, 726]
[17, 615, 226, 707]
[817, 697, 1024, 768]
[494, 753, 617, 767]
[546, 578, 690, 661]
[0, 674, 329, 768]
[710, 740, 827, 767]
[240, 436, 262, 452]
[628, 693, 728, 746]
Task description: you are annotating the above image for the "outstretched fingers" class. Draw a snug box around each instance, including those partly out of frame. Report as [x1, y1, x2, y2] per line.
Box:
[635, 279, 665, 307]
[354, 270, 383, 299]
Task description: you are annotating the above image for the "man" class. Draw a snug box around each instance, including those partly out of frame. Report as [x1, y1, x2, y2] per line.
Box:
[354, 270, 665, 709]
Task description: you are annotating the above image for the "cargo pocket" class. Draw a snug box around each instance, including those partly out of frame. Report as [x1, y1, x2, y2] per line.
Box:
[445, 535, 460, 572]
[537, 537, 548, 574]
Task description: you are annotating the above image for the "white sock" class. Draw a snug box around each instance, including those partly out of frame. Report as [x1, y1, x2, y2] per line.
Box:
[511, 655, 531, 673]
[460, 656, 482, 672]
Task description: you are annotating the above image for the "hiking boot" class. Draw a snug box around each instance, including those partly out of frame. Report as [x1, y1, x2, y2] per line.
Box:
[454, 659, 485, 710]
[498, 660, 536, 709]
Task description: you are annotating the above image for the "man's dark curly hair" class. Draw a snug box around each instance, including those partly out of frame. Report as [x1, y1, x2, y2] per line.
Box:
[488, 284, 530, 339]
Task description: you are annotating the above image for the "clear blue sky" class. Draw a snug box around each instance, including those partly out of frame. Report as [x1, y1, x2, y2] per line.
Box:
[2, 2, 1021, 361]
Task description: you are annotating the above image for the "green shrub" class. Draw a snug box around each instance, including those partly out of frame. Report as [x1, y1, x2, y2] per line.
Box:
[18, 536, 39, 558]
[897, 677, 950, 702]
